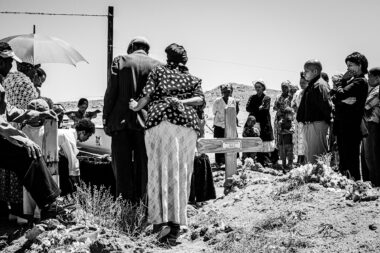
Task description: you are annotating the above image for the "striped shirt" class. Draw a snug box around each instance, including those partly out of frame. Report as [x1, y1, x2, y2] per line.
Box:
[364, 85, 380, 123]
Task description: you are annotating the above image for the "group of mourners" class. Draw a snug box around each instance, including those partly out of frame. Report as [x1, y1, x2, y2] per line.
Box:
[212, 52, 380, 191]
[0, 42, 99, 224]
[1, 35, 379, 247]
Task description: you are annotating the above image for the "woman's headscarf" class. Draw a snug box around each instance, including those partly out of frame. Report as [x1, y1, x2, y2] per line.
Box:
[220, 83, 233, 92]
[16, 62, 40, 80]
[253, 79, 266, 91]
[27, 98, 49, 112]
[281, 80, 291, 89]
[165, 43, 188, 73]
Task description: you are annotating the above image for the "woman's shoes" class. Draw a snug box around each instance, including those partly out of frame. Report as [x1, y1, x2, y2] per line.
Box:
[156, 225, 171, 241]
[155, 222, 181, 246]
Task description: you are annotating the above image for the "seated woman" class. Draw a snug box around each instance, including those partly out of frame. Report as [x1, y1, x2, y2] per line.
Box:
[66, 98, 101, 126]
[130, 43, 204, 246]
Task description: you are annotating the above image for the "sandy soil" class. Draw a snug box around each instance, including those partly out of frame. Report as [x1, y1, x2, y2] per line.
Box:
[159, 169, 380, 253]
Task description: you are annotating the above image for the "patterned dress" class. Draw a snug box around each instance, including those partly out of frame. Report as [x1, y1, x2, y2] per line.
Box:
[143, 64, 204, 226]
[291, 89, 305, 156]
[0, 71, 39, 204]
[273, 93, 291, 147]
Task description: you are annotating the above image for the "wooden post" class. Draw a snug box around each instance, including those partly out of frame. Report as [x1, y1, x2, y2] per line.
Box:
[224, 106, 237, 179]
[196, 105, 263, 192]
[107, 6, 114, 87]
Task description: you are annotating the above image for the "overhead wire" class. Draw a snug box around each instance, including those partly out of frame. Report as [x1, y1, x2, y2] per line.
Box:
[0, 11, 108, 17]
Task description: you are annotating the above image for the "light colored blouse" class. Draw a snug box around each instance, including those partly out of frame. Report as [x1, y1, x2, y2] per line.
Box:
[212, 96, 237, 128]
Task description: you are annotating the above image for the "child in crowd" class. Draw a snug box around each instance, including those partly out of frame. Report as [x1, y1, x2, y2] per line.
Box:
[242, 115, 260, 162]
[278, 107, 295, 170]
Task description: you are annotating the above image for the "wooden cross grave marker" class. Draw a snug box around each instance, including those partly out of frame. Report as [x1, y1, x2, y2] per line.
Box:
[197, 105, 263, 185]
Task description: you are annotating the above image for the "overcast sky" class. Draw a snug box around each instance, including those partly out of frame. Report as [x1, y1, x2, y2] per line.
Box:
[1, 0, 379, 102]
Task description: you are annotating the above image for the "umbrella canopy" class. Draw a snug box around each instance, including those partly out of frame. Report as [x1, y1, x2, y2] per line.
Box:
[0, 33, 88, 66]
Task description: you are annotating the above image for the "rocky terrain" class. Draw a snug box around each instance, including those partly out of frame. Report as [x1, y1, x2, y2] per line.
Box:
[1, 156, 380, 253]
[2, 84, 380, 252]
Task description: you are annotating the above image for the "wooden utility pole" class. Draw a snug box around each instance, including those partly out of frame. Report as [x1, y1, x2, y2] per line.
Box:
[107, 6, 114, 86]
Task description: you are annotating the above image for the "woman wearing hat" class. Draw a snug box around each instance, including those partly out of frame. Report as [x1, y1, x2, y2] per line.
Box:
[212, 83, 239, 166]
[246, 80, 275, 166]
[130, 43, 204, 245]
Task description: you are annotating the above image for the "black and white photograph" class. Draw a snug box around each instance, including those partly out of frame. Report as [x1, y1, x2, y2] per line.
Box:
[0, 0, 380, 252]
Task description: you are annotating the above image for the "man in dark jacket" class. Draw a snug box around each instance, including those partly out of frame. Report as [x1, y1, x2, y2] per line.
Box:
[103, 37, 161, 203]
[297, 60, 332, 163]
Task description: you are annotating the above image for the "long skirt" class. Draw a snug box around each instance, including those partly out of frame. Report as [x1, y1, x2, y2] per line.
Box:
[145, 121, 197, 226]
[303, 121, 329, 164]
[293, 121, 305, 156]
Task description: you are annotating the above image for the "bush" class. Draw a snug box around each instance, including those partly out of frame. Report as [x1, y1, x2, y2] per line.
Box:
[64, 182, 146, 237]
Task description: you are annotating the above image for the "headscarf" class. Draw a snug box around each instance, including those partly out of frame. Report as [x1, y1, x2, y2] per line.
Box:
[27, 98, 49, 112]
[281, 80, 291, 89]
[253, 79, 266, 91]
[165, 43, 188, 73]
[220, 83, 233, 92]
[16, 62, 40, 80]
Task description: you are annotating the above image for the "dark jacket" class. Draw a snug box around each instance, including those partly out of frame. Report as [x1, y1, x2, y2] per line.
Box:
[331, 75, 368, 123]
[246, 93, 274, 141]
[331, 74, 368, 136]
[103, 50, 161, 132]
[296, 75, 331, 124]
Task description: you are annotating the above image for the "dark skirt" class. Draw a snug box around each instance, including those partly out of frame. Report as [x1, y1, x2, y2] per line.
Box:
[189, 154, 216, 203]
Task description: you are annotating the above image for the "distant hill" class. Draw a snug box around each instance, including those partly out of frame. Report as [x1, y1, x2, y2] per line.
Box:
[58, 83, 280, 127]
[58, 83, 280, 112]
[204, 83, 280, 109]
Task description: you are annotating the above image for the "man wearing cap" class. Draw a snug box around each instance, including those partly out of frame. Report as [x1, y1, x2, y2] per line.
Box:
[103, 37, 161, 203]
[0, 42, 68, 219]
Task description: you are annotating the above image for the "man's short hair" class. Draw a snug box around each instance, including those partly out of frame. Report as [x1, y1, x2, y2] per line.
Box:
[304, 60, 322, 74]
[345, 52, 368, 74]
[77, 98, 88, 107]
[75, 118, 95, 135]
[369, 67, 380, 77]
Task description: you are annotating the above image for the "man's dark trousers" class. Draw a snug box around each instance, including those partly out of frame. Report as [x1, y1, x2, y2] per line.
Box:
[111, 129, 147, 204]
[0, 137, 60, 208]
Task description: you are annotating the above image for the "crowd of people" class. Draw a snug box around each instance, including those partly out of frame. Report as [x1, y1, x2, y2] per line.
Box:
[213, 52, 379, 190]
[0, 42, 97, 224]
[1, 35, 380, 247]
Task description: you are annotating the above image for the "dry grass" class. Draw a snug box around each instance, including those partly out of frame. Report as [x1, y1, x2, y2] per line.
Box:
[64, 182, 147, 237]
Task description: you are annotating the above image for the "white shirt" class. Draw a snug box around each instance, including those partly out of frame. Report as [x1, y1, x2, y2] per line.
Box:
[212, 97, 237, 128]
[58, 128, 80, 176]
[22, 126, 80, 176]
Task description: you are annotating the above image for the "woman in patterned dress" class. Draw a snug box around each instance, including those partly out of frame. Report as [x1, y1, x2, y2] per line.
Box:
[0, 62, 39, 219]
[129, 43, 204, 245]
[291, 72, 308, 164]
[273, 81, 292, 149]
